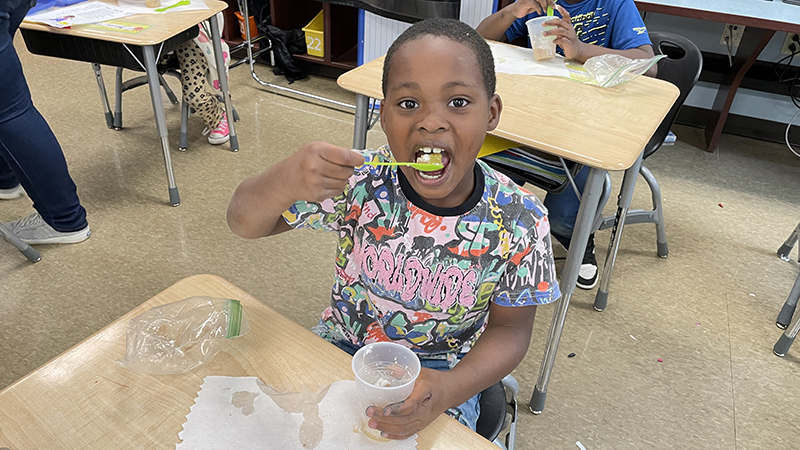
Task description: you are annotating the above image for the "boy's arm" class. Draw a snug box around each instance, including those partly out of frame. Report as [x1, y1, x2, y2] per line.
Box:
[367, 302, 537, 439]
[476, 0, 555, 41]
[545, 5, 657, 76]
[227, 141, 364, 239]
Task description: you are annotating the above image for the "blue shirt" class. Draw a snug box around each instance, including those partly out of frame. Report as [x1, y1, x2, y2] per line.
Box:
[505, 0, 651, 51]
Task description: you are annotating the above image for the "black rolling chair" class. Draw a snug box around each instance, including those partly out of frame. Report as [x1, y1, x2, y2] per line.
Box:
[476, 375, 519, 449]
[591, 32, 703, 311]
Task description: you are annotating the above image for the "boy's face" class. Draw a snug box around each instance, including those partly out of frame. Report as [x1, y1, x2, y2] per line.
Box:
[380, 36, 502, 209]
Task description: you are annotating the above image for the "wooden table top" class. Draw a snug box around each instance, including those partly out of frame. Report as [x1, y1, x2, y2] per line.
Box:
[0, 274, 497, 450]
[20, 0, 227, 46]
[337, 43, 680, 172]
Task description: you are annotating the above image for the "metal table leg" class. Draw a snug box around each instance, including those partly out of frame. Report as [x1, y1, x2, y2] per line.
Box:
[179, 100, 190, 152]
[91, 63, 114, 129]
[142, 45, 180, 206]
[778, 221, 800, 262]
[774, 271, 800, 356]
[0, 223, 41, 263]
[529, 167, 606, 414]
[114, 67, 124, 130]
[593, 151, 644, 312]
[353, 94, 370, 150]
[208, 16, 238, 152]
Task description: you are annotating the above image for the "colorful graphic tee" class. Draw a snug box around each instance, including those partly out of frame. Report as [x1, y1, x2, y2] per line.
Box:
[505, 0, 651, 52]
[283, 146, 560, 361]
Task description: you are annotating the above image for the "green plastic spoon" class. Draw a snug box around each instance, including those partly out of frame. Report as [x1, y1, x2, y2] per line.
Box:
[364, 161, 444, 172]
[155, 0, 190, 13]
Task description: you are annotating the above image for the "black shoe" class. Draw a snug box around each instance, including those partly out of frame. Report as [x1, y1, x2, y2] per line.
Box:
[576, 234, 598, 290]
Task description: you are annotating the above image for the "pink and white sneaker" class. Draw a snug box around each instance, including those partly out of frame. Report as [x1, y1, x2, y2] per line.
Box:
[205, 113, 229, 145]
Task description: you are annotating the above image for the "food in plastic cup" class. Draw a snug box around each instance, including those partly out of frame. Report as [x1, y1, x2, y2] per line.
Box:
[351, 342, 421, 440]
[526, 15, 557, 61]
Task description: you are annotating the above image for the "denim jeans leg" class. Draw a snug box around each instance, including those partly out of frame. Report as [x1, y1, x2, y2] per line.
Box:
[543, 165, 590, 249]
[0, 7, 88, 231]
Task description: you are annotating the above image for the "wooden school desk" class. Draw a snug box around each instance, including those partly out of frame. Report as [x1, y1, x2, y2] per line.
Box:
[19, 0, 239, 206]
[634, 0, 800, 152]
[337, 45, 680, 414]
[0, 274, 497, 450]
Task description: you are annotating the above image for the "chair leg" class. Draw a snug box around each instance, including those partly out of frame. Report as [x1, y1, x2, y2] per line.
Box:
[179, 100, 190, 152]
[159, 72, 179, 105]
[777, 270, 800, 329]
[775, 273, 800, 356]
[500, 375, 518, 450]
[91, 64, 115, 129]
[778, 221, 800, 262]
[113, 67, 124, 130]
[0, 223, 41, 263]
[639, 164, 668, 258]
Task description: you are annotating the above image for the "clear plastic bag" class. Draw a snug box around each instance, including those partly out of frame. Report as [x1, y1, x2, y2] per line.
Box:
[584, 54, 666, 88]
[117, 296, 250, 374]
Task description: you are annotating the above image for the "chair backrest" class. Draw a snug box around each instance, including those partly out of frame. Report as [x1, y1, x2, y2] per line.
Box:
[643, 32, 703, 159]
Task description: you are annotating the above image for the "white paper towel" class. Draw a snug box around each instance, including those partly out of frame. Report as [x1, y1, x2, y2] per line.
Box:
[489, 42, 570, 78]
[177, 376, 418, 450]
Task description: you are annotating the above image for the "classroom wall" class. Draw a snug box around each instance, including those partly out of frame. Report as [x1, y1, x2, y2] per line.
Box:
[643, 12, 800, 127]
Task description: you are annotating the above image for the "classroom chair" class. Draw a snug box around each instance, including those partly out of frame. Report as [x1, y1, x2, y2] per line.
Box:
[0, 222, 41, 263]
[476, 375, 519, 450]
[591, 32, 703, 312]
[775, 221, 800, 328]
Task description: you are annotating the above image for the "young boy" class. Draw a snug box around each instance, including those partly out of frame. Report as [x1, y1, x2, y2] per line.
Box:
[476, 0, 656, 290]
[227, 19, 559, 439]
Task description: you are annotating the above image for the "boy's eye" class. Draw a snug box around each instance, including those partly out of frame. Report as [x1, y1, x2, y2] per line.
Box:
[399, 100, 418, 109]
[448, 98, 469, 108]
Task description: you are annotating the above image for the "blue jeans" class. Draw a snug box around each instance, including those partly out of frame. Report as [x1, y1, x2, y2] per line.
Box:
[544, 165, 589, 249]
[0, 0, 87, 232]
[329, 338, 481, 432]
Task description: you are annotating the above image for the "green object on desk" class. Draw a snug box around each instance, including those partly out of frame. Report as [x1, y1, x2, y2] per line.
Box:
[363, 161, 444, 172]
[155, 0, 190, 13]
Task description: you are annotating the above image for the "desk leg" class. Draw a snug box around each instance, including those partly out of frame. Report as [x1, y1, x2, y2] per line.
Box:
[142, 45, 180, 207]
[208, 17, 239, 152]
[113, 67, 124, 130]
[704, 27, 774, 152]
[353, 94, 369, 150]
[91, 64, 114, 129]
[530, 167, 606, 414]
[593, 151, 644, 312]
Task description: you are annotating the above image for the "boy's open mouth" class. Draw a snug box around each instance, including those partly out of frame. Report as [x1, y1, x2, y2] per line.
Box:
[414, 147, 449, 180]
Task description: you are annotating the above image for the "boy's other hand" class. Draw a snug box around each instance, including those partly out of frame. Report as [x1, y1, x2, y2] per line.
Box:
[544, 5, 584, 60]
[511, 0, 556, 18]
[365, 368, 450, 440]
[289, 141, 365, 202]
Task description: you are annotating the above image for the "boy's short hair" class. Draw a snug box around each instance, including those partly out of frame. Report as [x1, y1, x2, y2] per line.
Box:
[382, 18, 496, 98]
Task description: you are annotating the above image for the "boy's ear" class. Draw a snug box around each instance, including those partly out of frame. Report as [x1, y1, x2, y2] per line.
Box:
[379, 99, 386, 129]
[487, 94, 502, 131]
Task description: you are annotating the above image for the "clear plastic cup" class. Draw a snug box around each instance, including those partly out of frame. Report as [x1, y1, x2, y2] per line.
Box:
[351, 342, 421, 440]
[526, 15, 557, 61]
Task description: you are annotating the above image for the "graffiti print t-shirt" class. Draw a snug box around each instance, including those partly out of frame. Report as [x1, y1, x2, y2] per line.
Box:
[283, 146, 560, 361]
[505, 0, 651, 52]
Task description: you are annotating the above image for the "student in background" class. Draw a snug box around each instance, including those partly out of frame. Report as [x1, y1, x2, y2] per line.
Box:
[0, 0, 90, 244]
[477, 0, 656, 289]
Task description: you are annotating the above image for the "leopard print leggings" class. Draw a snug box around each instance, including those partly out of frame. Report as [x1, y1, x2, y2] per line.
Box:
[175, 40, 224, 129]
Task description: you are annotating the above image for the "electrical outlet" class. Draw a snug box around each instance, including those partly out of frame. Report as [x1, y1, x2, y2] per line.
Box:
[780, 32, 800, 55]
[719, 24, 745, 47]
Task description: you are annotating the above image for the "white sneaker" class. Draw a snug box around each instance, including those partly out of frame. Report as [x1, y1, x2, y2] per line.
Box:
[0, 184, 24, 200]
[4, 212, 91, 245]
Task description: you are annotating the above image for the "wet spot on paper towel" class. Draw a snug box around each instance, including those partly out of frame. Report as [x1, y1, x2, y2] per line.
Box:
[256, 379, 329, 449]
[231, 390, 259, 416]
